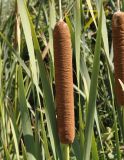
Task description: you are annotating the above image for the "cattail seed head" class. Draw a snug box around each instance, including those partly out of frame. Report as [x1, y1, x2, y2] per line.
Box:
[112, 11, 124, 105]
[53, 20, 75, 144]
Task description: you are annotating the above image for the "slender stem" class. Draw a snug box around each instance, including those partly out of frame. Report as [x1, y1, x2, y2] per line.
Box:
[122, 107, 124, 139]
[118, 106, 124, 142]
[59, 0, 62, 20]
[117, 0, 120, 11]
[63, 144, 69, 160]
[113, 107, 121, 159]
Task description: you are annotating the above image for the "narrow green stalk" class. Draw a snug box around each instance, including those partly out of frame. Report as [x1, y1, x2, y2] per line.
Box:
[83, 3, 102, 160]
[63, 144, 69, 160]
[117, 0, 120, 11]
[113, 108, 121, 160]
[79, 97, 84, 158]
[110, 92, 121, 159]
[122, 107, 124, 138]
[74, 0, 83, 156]
[59, 0, 62, 19]
[108, 66, 121, 160]
[118, 107, 124, 141]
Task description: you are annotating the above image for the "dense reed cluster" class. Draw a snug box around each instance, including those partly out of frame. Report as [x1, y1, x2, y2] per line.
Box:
[1, 1, 124, 160]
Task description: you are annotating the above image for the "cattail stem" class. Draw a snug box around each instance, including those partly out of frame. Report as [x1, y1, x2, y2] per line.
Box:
[117, 107, 124, 142]
[15, 0, 20, 52]
[63, 144, 69, 160]
[122, 107, 124, 137]
[117, 0, 120, 11]
[59, 0, 62, 20]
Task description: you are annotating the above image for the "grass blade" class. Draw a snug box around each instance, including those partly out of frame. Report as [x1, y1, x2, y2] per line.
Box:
[86, 0, 97, 28]
[18, 66, 36, 160]
[83, 3, 103, 160]
[75, 0, 81, 84]
[17, 0, 38, 88]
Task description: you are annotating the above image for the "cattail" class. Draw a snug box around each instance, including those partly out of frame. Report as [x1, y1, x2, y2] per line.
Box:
[112, 11, 124, 105]
[53, 20, 75, 144]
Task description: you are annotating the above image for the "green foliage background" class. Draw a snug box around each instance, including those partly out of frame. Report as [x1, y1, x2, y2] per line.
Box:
[0, 0, 124, 160]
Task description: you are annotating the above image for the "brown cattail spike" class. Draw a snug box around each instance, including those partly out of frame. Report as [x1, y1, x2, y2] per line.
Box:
[112, 11, 124, 105]
[53, 20, 75, 144]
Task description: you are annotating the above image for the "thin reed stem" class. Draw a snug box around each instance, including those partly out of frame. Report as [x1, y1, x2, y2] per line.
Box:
[59, 0, 62, 20]
[63, 144, 69, 160]
[117, 0, 120, 11]
[122, 107, 124, 139]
